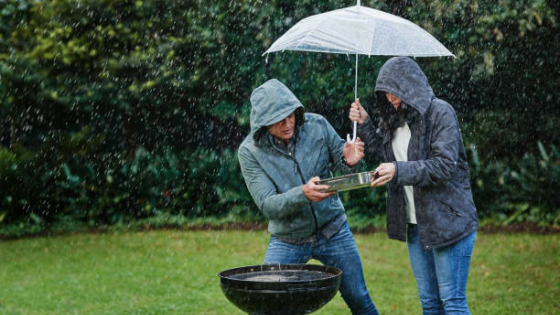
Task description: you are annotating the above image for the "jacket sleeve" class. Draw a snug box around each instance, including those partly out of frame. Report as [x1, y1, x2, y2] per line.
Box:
[395, 103, 460, 187]
[357, 117, 385, 165]
[321, 116, 363, 173]
[238, 146, 310, 220]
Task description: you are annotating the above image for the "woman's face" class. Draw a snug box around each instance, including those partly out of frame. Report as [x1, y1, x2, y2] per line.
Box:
[385, 92, 402, 110]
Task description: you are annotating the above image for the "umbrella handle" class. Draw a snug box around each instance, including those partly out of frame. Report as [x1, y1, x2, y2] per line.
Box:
[346, 121, 357, 143]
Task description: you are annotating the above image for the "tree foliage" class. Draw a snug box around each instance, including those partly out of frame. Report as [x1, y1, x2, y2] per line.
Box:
[0, 0, 558, 236]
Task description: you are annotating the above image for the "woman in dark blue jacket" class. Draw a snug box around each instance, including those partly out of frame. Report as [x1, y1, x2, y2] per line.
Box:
[349, 57, 479, 314]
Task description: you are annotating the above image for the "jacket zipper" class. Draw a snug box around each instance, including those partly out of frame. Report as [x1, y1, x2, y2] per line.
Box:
[289, 151, 319, 233]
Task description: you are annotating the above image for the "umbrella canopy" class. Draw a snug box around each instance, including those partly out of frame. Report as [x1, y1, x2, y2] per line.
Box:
[264, 2, 454, 142]
[264, 4, 454, 57]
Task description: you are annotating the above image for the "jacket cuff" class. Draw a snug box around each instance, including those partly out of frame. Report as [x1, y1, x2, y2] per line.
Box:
[339, 153, 363, 173]
[289, 184, 312, 205]
[394, 161, 408, 185]
[357, 117, 373, 134]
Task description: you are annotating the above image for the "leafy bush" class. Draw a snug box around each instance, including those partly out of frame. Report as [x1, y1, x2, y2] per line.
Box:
[469, 142, 560, 226]
[0, 141, 256, 237]
[501, 143, 560, 225]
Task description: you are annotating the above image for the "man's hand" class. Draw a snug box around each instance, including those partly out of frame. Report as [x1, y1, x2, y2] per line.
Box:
[303, 176, 336, 202]
[343, 137, 365, 166]
[349, 98, 369, 125]
[370, 163, 396, 187]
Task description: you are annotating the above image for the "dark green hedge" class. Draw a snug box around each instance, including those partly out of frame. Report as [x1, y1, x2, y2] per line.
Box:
[0, 0, 558, 237]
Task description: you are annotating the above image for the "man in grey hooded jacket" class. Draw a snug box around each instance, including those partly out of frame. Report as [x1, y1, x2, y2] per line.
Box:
[238, 79, 380, 315]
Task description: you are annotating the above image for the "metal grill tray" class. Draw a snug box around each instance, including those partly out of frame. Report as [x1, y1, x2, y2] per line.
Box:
[316, 171, 372, 192]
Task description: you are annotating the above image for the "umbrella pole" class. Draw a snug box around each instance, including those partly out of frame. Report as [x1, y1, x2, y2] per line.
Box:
[354, 54, 358, 100]
[348, 54, 358, 143]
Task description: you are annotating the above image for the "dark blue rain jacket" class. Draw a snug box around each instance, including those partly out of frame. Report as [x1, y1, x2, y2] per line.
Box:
[359, 57, 478, 249]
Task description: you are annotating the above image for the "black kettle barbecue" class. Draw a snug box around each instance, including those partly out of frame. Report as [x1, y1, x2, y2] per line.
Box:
[219, 264, 342, 315]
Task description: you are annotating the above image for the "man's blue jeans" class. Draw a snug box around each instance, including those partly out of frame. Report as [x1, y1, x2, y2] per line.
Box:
[264, 222, 380, 315]
[407, 224, 477, 315]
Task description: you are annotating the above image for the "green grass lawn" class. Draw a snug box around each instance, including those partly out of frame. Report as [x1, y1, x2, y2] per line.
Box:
[0, 229, 558, 315]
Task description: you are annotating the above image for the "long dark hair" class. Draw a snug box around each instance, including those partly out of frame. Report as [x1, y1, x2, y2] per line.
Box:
[253, 107, 306, 144]
[375, 91, 421, 139]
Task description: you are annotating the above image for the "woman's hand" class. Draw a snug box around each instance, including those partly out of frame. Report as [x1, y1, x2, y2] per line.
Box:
[343, 137, 364, 166]
[370, 163, 395, 187]
[349, 98, 369, 125]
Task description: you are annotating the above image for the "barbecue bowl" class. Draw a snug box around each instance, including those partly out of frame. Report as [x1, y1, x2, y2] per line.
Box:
[219, 264, 341, 315]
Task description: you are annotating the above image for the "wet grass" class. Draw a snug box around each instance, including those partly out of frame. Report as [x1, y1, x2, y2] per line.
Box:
[0, 230, 558, 315]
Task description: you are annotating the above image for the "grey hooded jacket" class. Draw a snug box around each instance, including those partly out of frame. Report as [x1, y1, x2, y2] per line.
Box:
[358, 57, 478, 250]
[238, 79, 356, 240]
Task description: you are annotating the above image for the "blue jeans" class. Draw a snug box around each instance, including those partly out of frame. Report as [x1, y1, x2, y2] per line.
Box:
[407, 224, 477, 315]
[264, 222, 379, 315]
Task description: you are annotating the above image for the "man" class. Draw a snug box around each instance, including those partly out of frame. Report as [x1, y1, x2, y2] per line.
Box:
[238, 79, 380, 315]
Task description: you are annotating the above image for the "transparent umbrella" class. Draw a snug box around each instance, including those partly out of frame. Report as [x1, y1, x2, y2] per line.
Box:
[264, 0, 455, 142]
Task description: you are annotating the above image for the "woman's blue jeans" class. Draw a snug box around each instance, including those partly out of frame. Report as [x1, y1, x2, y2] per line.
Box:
[407, 224, 477, 315]
[264, 222, 380, 315]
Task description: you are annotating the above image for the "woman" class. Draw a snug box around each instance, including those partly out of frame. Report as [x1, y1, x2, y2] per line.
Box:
[349, 57, 478, 314]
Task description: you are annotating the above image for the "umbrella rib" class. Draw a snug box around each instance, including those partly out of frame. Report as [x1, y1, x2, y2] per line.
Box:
[413, 24, 451, 56]
[293, 12, 337, 52]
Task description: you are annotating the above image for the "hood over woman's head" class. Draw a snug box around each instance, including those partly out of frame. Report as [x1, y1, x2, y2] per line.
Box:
[374, 57, 433, 137]
[375, 57, 434, 116]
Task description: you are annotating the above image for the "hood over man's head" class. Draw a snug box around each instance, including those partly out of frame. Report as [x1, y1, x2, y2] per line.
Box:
[249, 79, 305, 143]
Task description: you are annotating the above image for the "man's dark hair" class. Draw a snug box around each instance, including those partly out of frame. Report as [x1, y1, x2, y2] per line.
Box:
[375, 92, 421, 139]
[253, 107, 306, 144]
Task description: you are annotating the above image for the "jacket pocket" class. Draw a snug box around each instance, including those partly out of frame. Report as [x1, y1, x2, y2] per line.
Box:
[440, 199, 462, 217]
